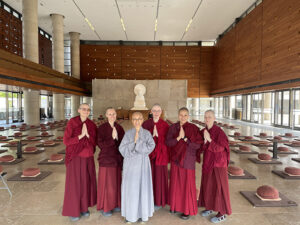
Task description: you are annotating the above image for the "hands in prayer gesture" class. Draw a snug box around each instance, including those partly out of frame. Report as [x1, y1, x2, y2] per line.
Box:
[79, 123, 89, 139]
[134, 130, 139, 143]
[177, 126, 186, 141]
[112, 127, 118, 140]
[153, 125, 158, 137]
[204, 129, 212, 144]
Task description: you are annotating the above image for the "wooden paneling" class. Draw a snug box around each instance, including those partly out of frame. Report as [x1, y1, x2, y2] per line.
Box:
[39, 33, 52, 68]
[211, 0, 300, 96]
[80, 45, 212, 97]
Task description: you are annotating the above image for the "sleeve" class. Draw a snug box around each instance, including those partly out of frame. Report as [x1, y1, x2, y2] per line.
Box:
[116, 126, 125, 147]
[165, 125, 178, 147]
[63, 120, 79, 146]
[207, 132, 227, 153]
[119, 132, 137, 158]
[135, 131, 155, 155]
[97, 126, 116, 149]
[186, 128, 203, 151]
[86, 124, 97, 148]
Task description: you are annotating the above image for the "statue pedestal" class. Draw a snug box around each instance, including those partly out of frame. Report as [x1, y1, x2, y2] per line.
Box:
[129, 109, 150, 121]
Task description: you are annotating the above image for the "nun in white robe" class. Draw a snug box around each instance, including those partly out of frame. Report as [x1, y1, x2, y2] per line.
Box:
[119, 127, 155, 223]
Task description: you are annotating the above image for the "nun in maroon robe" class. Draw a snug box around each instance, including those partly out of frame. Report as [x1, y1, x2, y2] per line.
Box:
[97, 107, 125, 216]
[62, 104, 97, 221]
[198, 110, 231, 223]
[142, 104, 170, 209]
[166, 107, 203, 220]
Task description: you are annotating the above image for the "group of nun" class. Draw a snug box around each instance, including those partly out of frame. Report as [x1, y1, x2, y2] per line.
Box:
[62, 103, 231, 224]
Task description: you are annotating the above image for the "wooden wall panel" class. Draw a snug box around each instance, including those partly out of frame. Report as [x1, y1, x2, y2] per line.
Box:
[80, 45, 213, 97]
[38, 33, 52, 68]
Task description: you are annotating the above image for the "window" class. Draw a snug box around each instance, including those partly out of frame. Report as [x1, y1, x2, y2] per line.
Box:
[64, 40, 71, 75]
[201, 41, 215, 46]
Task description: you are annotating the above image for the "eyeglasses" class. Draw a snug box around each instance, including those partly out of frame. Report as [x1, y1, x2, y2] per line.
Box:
[152, 110, 161, 113]
[132, 118, 143, 121]
[80, 108, 91, 112]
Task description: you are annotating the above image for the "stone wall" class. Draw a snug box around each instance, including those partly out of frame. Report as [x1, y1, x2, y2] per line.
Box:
[92, 79, 187, 119]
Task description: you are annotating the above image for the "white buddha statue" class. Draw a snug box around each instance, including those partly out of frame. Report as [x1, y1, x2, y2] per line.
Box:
[131, 84, 148, 110]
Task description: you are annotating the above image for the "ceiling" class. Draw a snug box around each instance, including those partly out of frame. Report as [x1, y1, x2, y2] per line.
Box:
[5, 0, 257, 41]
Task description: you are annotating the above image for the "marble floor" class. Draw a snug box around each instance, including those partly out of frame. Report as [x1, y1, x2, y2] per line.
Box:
[0, 118, 300, 225]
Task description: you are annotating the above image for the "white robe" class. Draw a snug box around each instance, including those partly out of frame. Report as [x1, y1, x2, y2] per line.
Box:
[119, 127, 155, 222]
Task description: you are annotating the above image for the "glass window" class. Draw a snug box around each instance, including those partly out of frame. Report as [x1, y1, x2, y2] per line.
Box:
[4, 5, 11, 13]
[12, 11, 19, 18]
[262, 92, 274, 125]
[201, 41, 215, 46]
[0, 92, 6, 124]
[229, 96, 235, 119]
[252, 93, 262, 123]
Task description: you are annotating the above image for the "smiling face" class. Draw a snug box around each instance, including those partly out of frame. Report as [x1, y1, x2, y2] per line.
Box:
[178, 109, 189, 125]
[106, 108, 116, 124]
[132, 112, 144, 129]
[151, 105, 162, 121]
[78, 104, 90, 119]
[204, 110, 215, 128]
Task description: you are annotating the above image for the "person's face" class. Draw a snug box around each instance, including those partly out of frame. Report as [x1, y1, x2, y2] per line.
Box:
[78, 105, 90, 118]
[132, 114, 143, 128]
[178, 110, 189, 125]
[204, 112, 215, 127]
[106, 109, 116, 123]
[151, 106, 162, 120]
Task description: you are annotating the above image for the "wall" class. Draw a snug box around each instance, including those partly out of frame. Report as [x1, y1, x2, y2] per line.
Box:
[81, 45, 213, 98]
[92, 79, 187, 119]
[212, 0, 300, 95]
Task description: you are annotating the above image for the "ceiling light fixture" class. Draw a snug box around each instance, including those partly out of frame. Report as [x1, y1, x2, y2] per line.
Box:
[115, 0, 128, 40]
[154, 19, 158, 32]
[120, 18, 126, 31]
[180, 0, 204, 41]
[84, 17, 95, 31]
[154, 0, 160, 40]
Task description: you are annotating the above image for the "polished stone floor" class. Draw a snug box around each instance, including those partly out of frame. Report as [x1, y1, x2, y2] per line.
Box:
[0, 117, 299, 225]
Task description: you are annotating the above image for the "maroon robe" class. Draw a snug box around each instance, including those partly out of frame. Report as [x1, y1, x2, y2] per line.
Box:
[97, 121, 125, 212]
[198, 125, 232, 215]
[166, 122, 203, 215]
[142, 118, 169, 207]
[62, 116, 97, 217]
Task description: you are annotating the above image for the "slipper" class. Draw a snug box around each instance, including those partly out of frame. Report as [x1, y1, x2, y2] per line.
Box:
[201, 210, 213, 216]
[211, 215, 226, 223]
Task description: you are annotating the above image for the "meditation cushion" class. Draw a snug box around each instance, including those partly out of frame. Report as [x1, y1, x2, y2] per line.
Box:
[41, 127, 47, 131]
[285, 133, 293, 137]
[234, 132, 241, 136]
[229, 141, 236, 145]
[22, 168, 40, 177]
[10, 125, 17, 129]
[26, 136, 37, 140]
[258, 153, 271, 161]
[14, 132, 23, 137]
[291, 141, 300, 146]
[259, 132, 267, 137]
[0, 155, 14, 162]
[277, 147, 289, 152]
[244, 136, 253, 140]
[21, 123, 27, 126]
[8, 141, 18, 146]
[56, 136, 63, 140]
[24, 147, 37, 152]
[239, 145, 251, 152]
[258, 141, 270, 146]
[30, 125, 36, 128]
[228, 166, 244, 176]
[19, 127, 26, 131]
[0, 136, 8, 140]
[41, 132, 49, 136]
[256, 185, 279, 200]
[50, 154, 64, 161]
[224, 124, 229, 127]
[44, 140, 55, 146]
[229, 125, 235, 129]
[0, 127, 4, 131]
[273, 136, 282, 140]
[284, 167, 300, 176]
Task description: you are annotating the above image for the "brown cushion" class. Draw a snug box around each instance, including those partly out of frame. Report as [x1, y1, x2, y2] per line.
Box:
[0, 127, 4, 131]
[234, 132, 241, 136]
[44, 140, 55, 146]
[284, 167, 300, 176]
[277, 147, 289, 152]
[10, 125, 17, 129]
[41, 127, 47, 131]
[256, 185, 279, 199]
[22, 168, 40, 177]
[229, 125, 235, 129]
[0, 155, 14, 162]
[258, 141, 270, 145]
[56, 136, 63, 140]
[21, 123, 27, 126]
[14, 132, 23, 137]
[30, 125, 36, 128]
[50, 154, 64, 161]
[273, 136, 282, 140]
[291, 141, 300, 146]
[239, 145, 251, 152]
[8, 141, 18, 146]
[244, 136, 253, 140]
[259, 133, 267, 137]
[26, 136, 37, 140]
[19, 127, 26, 131]
[0, 136, 8, 140]
[258, 153, 271, 161]
[41, 132, 49, 136]
[229, 140, 236, 145]
[285, 133, 293, 137]
[24, 147, 37, 152]
[228, 166, 244, 176]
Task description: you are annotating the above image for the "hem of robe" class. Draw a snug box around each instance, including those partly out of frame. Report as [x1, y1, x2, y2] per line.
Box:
[198, 167, 232, 215]
[169, 163, 197, 215]
[62, 156, 97, 217]
[151, 159, 169, 207]
[97, 166, 121, 212]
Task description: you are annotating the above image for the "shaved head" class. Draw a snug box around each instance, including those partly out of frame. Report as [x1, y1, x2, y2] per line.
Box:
[78, 103, 90, 109]
[205, 110, 215, 117]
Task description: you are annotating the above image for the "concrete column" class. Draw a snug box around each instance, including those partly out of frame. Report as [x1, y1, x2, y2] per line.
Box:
[69, 32, 80, 79]
[51, 14, 64, 73]
[22, 0, 38, 63]
[192, 98, 200, 116]
[24, 89, 40, 125]
[71, 95, 80, 117]
[53, 93, 65, 121]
